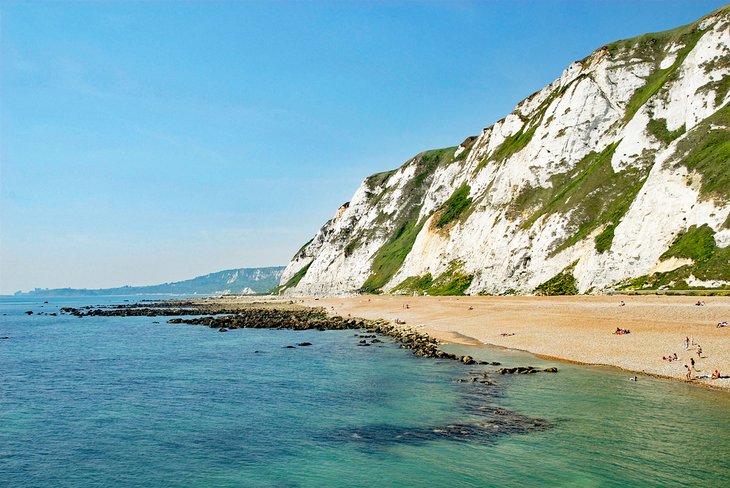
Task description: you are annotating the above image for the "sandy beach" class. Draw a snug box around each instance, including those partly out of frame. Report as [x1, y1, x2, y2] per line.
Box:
[292, 294, 730, 391]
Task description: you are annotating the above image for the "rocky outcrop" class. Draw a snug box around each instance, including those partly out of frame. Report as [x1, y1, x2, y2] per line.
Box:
[281, 6, 730, 296]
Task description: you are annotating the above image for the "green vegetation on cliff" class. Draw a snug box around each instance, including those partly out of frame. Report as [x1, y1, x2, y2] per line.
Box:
[608, 21, 704, 122]
[283, 263, 311, 290]
[361, 217, 427, 293]
[392, 261, 473, 296]
[347, 148, 456, 261]
[535, 264, 578, 295]
[660, 224, 716, 262]
[508, 142, 649, 255]
[646, 118, 685, 144]
[358, 148, 461, 291]
[619, 224, 730, 290]
[671, 104, 730, 202]
[435, 184, 472, 228]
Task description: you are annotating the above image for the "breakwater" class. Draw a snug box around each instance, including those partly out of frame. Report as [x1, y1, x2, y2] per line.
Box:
[60, 300, 557, 374]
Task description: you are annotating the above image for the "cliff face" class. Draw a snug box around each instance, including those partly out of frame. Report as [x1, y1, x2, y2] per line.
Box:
[280, 7, 730, 296]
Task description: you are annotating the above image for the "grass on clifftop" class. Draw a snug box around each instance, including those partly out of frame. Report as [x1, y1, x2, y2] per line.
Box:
[607, 20, 704, 122]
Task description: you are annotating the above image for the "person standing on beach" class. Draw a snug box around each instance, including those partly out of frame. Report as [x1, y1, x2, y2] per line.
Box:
[684, 336, 690, 350]
[685, 365, 692, 381]
[690, 357, 696, 371]
[697, 345, 702, 358]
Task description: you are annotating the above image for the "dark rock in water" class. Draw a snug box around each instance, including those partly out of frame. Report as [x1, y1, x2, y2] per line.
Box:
[50, 313, 57, 316]
[0, 336, 9, 340]
[44, 301, 49, 304]
[297, 342, 312, 346]
[497, 366, 552, 375]
[322, 405, 550, 446]
[461, 355, 475, 365]
[371, 338, 382, 343]
[357, 342, 371, 346]
[152, 321, 160, 324]
[25, 311, 33, 315]
[491, 362, 501, 366]
[284, 345, 296, 348]
[218, 328, 229, 332]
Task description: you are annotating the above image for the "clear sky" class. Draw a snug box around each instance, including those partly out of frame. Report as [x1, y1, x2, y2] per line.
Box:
[1, 0, 726, 294]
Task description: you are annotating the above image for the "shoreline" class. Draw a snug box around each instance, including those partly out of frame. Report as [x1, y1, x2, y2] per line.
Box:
[287, 294, 730, 392]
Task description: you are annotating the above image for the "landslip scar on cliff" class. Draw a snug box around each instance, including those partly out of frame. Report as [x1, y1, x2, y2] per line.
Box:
[280, 6, 730, 297]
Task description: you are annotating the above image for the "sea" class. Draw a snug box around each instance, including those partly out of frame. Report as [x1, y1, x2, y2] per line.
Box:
[1, 295, 729, 487]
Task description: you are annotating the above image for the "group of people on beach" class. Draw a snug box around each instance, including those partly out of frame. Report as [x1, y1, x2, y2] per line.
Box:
[613, 327, 631, 335]
[679, 336, 723, 381]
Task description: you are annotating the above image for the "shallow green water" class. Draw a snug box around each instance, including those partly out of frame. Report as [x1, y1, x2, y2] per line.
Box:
[1, 296, 729, 487]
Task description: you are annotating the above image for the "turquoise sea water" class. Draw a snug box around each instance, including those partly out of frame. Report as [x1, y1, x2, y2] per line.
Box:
[1, 296, 729, 487]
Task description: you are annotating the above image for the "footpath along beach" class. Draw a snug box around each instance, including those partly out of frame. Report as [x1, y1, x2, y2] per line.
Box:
[293, 294, 730, 391]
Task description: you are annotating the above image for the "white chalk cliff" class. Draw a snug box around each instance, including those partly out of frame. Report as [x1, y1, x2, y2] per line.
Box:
[280, 6, 730, 296]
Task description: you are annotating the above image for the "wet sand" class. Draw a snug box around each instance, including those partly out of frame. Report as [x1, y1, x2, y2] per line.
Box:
[294, 294, 730, 390]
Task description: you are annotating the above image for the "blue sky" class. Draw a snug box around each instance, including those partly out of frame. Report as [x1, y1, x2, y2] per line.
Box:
[1, 0, 726, 293]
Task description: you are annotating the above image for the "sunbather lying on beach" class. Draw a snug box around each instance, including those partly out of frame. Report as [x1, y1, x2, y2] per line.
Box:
[614, 327, 630, 335]
[718, 321, 728, 328]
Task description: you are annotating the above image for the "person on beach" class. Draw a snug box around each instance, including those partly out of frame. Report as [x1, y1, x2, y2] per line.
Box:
[697, 345, 702, 358]
[690, 357, 696, 370]
[684, 336, 690, 350]
[685, 365, 692, 381]
[711, 370, 721, 380]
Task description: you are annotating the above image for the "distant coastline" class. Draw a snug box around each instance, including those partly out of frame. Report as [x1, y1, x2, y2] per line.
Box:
[10, 266, 284, 297]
